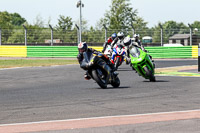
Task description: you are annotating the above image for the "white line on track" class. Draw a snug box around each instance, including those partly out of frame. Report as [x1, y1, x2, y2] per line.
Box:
[0, 109, 200, 127]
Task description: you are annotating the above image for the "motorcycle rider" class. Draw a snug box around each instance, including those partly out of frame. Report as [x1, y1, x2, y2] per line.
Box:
[110, 32, 125, 64]
[133, 34, 147, 52]
[111, 32, 125, 49]
[102, 33, 117, 53]
[123, 36, 155, 66]
[77, 42, 116, 80]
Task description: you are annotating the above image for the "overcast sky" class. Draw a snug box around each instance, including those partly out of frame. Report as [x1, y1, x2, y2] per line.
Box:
[0, 0, 200, 28]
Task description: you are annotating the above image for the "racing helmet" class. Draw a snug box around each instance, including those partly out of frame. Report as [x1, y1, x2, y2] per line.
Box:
[111, 33, 117, 40]
[134, 34, 140, 38]
[78, 42, 88, 54]
[117, 32, 124, 40]
[123, 37, 132, 46]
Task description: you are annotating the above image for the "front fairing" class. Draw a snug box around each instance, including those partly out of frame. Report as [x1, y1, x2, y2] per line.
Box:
[129, 47, 154, 78]
[82, 51, 94, 63]
[113, 44, 126, 56]
[130, 47, 146, 64]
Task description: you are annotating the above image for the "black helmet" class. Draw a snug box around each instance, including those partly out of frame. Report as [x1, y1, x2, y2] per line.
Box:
[117, 32, 124, 40]
[78, 42, 88, 54]
[123, 37, 132, 46]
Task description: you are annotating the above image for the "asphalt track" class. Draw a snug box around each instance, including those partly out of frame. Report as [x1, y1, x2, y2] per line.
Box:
[0, 59, 200, 133]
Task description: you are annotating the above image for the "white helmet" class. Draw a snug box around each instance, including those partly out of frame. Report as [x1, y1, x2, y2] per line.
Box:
[134, 34, 140, 38]
[117, 32, 124, 40]
[123, 37, 132, 46]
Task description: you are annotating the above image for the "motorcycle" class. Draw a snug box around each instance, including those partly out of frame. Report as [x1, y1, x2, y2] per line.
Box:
[111, 43, 126, 70]
[82, 52, 120, 89]
[129, 45, 156, 82]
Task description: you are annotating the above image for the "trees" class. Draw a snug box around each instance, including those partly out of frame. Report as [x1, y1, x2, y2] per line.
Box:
[98, 0, 148, 39]
[0, 11, 13, 28]
[55, 15, 75, 42]
[152, 21, 188, 43]
[1, 10, 200, 44]
[102, 0, 137, 32]
[0, 11, 26, 43]
[56, 15, 73, 31]
[191, 21, 200, 29]
[10, 13, 26, 26]
[0, 11, 14, 43]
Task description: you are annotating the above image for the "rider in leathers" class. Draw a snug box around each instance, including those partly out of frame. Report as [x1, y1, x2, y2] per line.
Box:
[133, 34, 147, 52]
[123, 36, 154, 66]
[110, 32, 125, 64]
[77, 42, 116, 80]
[102, 33, 117, 53]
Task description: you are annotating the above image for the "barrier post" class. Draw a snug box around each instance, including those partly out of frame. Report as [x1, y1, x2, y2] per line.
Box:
[103, 24, 107, 42]
[131, 22, 135, 38]
[75, 24, 80, 43]
[198, 44, 200, 72]
[49, 24, 53, 46]
[23, 25, 27, 46]
[159, 23, 163, 46]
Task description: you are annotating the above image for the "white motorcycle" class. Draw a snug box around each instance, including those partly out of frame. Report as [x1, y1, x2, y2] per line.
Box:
[111, 43, 126, 70]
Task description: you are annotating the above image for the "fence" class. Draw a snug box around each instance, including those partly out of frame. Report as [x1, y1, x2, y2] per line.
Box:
[1, 28, 200, 46]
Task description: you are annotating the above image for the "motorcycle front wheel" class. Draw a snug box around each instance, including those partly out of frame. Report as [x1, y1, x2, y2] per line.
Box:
[114, 57, 120, 70]
[144, 66, 156, 82]
[92, 69, 107, 89]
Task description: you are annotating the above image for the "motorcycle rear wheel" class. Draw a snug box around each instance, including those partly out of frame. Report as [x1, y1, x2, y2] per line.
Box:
[92, 69, 107, 89]
[144, 66, 156, 82]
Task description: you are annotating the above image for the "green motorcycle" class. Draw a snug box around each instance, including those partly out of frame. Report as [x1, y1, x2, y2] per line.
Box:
[129, 45, 156, 82]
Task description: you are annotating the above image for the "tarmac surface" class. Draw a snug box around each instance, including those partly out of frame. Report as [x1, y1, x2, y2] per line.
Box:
[0, 59, 199, 133]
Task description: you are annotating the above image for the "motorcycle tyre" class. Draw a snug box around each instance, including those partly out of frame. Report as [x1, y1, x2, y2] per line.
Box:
[144, 66, 156, 82]
[111, 76, 120, 88]
[115, 57, 120, 70]
[92, 69, 107, 89]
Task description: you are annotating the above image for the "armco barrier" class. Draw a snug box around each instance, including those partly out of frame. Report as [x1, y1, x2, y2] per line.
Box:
[0, 46, 198, 58]
[27, 46, 78, 57]
[145, 46, 192, 58]
[192, 46, 198, 58]
[91, 46, 193, 58]
[0, 46, 27, 57]
[89, 46, 103, 52]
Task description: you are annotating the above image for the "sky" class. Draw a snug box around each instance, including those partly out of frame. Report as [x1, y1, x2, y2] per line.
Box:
[0, 0, 200, 28]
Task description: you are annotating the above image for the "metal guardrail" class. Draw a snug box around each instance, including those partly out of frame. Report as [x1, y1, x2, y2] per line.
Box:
[146, 46, 192, 58]
[198, 44, 200, 72]
[27, 46, 78, 58]
[0, 46, 27, 57]
[0, 46, 198, 59]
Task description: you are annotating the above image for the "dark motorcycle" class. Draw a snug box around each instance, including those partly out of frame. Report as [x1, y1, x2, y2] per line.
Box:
[81, 52, 120, 89]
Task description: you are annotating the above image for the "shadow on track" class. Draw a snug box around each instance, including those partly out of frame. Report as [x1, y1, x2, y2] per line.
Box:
[116, 67, 133, 72]
[143, 80, 169, 82]
[93, 86, 131, 90]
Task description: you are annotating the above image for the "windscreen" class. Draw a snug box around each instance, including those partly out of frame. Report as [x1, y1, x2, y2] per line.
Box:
[129, 46, 140, 57]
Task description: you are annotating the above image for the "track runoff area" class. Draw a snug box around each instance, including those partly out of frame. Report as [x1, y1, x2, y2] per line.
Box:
[0, 59, 200, 132]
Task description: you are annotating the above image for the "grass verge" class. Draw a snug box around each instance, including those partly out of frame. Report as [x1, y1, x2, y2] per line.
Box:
[0, 59, 78, 68]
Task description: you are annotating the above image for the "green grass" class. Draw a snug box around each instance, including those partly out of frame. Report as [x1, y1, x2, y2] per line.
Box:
[0, 59, 78, 68]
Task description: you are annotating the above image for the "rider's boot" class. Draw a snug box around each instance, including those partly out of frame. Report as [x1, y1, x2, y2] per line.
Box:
[109, 63, 118, 77]
[126, 56, 131, 65]
[84, 71, 91, 80]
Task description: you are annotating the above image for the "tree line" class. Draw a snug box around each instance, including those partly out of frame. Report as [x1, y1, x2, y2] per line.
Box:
[1, 0, 200, 44]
